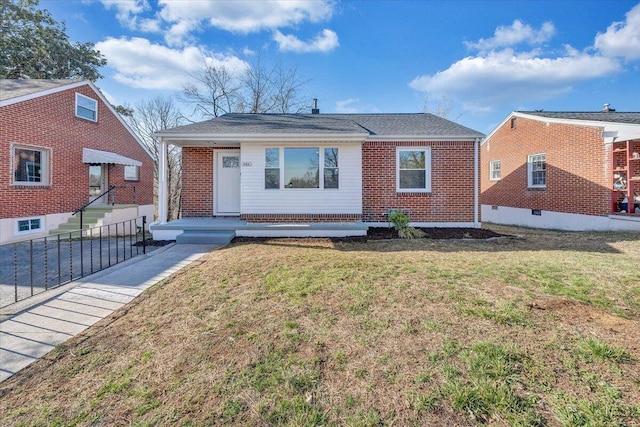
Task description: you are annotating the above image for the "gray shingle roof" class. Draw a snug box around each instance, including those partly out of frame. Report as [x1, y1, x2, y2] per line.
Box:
[0, 79, 81, 101]
[158, 113, 484, 138]
[519, 111, 640, 125]
[160, 114, 368, 135]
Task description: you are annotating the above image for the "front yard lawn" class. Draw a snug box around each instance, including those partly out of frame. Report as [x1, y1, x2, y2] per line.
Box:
[1, 225, 639, 426]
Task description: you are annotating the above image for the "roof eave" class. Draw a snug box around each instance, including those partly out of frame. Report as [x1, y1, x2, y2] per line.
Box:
[366, 135, 484, 142]
[155, 132, 369, 146]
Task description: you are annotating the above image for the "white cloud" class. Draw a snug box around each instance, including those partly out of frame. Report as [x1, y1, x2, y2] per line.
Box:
[158, 0, 335, 34]
[95, 37, 247, 90]
[409, 49, 621, 111]
[465, 20, 555, 51]
[273, 29, 339, 53]
[100, 0, 152, 31]
[595, 3, 640, 60]
[410, 6, 640, 115]
[100, 0, 337, 47]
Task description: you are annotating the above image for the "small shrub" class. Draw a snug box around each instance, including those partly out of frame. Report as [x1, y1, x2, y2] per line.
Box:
[389, 211, 425, 239]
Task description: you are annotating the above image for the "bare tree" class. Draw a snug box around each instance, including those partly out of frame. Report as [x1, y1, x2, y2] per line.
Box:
[181, 65, 240, 119]
[423, 92, 462, 121]
[271, 62, 310, 113]
[124, 96, 184, 220]
[182, 56, 310, 119]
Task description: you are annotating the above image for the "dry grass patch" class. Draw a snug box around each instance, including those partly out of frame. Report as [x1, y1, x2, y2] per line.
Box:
[1, 225, 639, 426]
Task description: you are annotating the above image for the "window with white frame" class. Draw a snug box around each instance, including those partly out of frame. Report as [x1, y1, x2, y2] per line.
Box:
[489, 160, 501, 180]
[324, 148, 339, 189]
[16, 217, 43, 235]
[12, 145, 50, 185]
[285, 147, 319, 188]
[124, 165, 139, 181]
[397, 147, 431, 192]
[265, 147, 339, 189]
[527, 153, 546, 188]
[265, 148, 280, 189]
[75, 93, 98, 121]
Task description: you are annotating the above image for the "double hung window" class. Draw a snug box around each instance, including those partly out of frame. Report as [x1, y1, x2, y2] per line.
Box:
[527, 153, 546, 188]
[397, 148, 431, 192]
[76, 93, 98, 121]
[489, 160, 501, 180]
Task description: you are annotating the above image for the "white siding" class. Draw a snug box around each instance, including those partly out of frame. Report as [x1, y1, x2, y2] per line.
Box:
[240, 142, 362, 214]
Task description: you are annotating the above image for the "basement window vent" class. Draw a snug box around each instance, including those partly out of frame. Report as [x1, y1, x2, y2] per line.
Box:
[531, 209, 542, 216]
[491, 205, 499, 210]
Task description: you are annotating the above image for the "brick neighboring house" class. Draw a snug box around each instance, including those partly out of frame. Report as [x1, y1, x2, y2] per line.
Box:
[151, 112, 484, 239]
[0, 79, 154, 244]
[481, 110, 640, 231]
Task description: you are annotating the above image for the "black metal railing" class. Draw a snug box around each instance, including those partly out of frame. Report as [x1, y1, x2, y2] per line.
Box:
[73, 185, 136, 231]
[0, 216, 147, 308]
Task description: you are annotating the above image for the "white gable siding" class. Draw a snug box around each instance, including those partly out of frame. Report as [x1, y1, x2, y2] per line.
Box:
[240, 142, 362, 214]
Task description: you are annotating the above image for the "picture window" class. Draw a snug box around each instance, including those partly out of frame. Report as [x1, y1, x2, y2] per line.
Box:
[12, 145, 50, 185]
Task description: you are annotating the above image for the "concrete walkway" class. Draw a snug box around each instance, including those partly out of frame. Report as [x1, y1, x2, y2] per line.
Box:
[0, 243, 220, 383]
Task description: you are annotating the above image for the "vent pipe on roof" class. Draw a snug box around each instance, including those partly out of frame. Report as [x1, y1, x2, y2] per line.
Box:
[602, 103, 616, 112]
[312, 98, 320, 114]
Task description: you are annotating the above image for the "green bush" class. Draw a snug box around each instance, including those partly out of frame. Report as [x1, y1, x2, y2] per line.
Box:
[389, 211, 425, 239]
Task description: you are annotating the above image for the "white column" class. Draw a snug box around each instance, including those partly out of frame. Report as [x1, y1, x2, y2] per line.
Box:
[157, 137, 168, 224]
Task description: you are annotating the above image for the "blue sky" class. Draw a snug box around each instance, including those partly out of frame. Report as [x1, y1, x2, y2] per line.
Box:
[42, 0, 640, 133]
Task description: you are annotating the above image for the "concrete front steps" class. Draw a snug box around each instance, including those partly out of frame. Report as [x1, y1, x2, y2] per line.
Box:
[49, 206, 114, 236]
[176, 230, 236, 245]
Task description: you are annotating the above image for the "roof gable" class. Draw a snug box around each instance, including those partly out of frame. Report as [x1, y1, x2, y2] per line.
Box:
[0, 79, 153, 160]
[483, 111, 640, 144]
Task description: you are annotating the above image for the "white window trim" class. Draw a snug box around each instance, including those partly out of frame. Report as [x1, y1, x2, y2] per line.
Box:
[396, 147, 432, 193]
[11, 143, 51, 186]
[124, 165, 139, 181]
[75, 92, 98, 122]
[15, 216, 45, 236]
[489, 160, 501, 181]
[265, 146, 340, 190]
[527, 153, 546, 189]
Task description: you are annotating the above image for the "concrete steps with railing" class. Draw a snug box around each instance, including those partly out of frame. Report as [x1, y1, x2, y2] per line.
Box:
[49, 206, 114, 236]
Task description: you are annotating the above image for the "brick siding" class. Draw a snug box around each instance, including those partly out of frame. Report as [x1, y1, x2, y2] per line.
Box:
[0, 84, 153, 219]
[481, 116, 611, 216]
[362, 141, 476, 222]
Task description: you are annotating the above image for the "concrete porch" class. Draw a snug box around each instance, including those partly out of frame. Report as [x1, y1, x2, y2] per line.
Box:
[150, 217, 369, 244]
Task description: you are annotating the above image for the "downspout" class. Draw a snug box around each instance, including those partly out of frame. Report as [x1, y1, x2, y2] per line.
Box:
[474, 137, 481, 228]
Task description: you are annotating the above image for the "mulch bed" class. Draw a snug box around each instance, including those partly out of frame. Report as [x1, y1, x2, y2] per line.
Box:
[366, 227, 507, 240]
[234, 227, 511, 244]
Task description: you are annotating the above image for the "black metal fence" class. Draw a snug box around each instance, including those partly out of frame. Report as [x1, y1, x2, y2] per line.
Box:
[0, 216, 147, 308]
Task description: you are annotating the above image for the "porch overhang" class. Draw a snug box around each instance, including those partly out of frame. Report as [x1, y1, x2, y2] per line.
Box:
[82, 148, 142, 166]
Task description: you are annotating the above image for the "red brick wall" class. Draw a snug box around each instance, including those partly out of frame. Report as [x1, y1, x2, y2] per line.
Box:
[480, 116, 610, 216]
[181, 147, 214, 217]
[362, 141, 476, 222]
[0, 83, 153, 219]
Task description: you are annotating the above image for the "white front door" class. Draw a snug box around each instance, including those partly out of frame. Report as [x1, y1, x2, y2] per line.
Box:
[215, 151, 241, 215]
